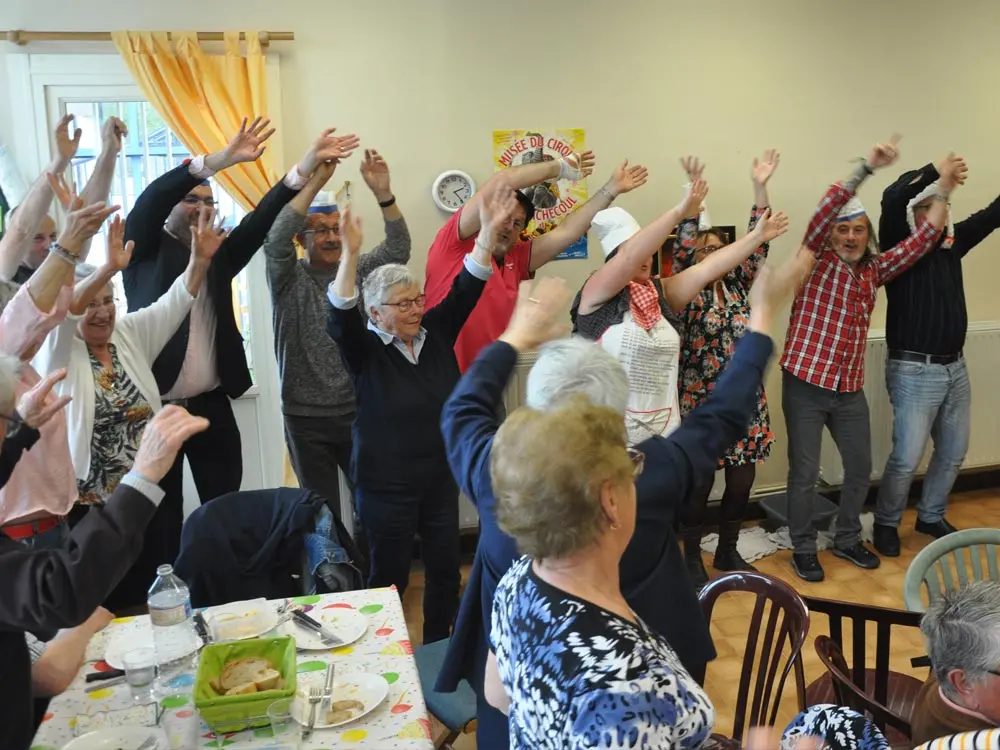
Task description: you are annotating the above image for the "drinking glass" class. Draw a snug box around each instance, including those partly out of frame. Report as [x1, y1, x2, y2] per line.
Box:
[122, 647, 157, 702]
[160, 694, 201, 749]
[267, 697, 301, 748]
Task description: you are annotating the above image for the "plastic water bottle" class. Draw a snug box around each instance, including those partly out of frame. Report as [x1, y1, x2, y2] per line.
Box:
[148, 564, 199, 689]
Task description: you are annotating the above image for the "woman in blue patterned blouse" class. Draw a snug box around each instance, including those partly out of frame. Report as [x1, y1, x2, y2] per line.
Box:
[486, 398, 715, 749]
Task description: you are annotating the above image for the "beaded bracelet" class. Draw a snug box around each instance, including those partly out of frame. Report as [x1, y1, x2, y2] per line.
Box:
[49, 242, 81, 266]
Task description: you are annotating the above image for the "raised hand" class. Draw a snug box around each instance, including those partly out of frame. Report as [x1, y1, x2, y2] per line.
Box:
[223, 116, 276, 166]
[103, 215, 134, 272]
[751, 149, 780, 186]
[867, 133, 901, 170]
[302, 127, 361, 174]
[478, 180, 518, 237]
[54, 114, 82, 165]
[680, 156, 705, 183]
[133, 405, 210, 483]
[752, 208, 790, 242]
[46, 172, 76, 212]
[608, 160, 649, 197]
[681, 178, 709, 217]
[361, 149, 393, 200]
[190, 206, 229, 260]
[101, 116, 128, 154]
[500, 277, 574, 352]
[558, 150, 596, 181]
[17, 368, 72, 430]
[56, 197, 120, 257]
[937, 152, 968, 192]
[340, 206, 364, 257]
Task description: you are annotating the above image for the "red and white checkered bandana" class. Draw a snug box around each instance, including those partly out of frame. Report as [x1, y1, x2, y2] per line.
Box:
[627, 281, 662, 331]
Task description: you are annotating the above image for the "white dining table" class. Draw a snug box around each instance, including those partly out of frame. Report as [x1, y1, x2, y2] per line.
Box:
[31, 586, 436, 749]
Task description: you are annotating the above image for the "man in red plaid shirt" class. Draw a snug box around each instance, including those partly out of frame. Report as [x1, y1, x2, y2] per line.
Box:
[780, 136, 961, 583]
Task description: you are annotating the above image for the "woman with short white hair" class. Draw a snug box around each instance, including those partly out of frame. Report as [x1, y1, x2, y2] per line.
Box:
[326, 180, 514, 644]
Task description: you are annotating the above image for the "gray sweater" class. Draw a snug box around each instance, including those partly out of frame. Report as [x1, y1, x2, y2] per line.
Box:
[264, 204, 411, 419]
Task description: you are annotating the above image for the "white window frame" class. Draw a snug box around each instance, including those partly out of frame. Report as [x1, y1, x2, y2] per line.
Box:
[6, 51, 287, 492]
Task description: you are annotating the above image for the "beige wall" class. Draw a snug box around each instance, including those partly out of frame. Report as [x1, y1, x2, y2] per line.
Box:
[2, 0, 1000, 491]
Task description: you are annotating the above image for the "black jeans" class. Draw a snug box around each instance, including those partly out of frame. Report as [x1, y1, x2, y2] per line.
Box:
[355, 476, 461, 644]
[283, 413, 354, 523]
[782, 371, 872, 554]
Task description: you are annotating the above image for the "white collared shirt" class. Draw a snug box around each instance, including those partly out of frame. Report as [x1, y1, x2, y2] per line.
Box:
[163, 156, 310, 399]
[327, 253, 492, 365]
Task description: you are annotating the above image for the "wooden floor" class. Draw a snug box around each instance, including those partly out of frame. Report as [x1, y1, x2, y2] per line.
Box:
[400, 490, 1000, 749]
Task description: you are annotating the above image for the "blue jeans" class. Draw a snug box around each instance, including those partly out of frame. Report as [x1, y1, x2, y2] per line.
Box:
[15, 518, 69, 550]
[875, 357, 971, 527]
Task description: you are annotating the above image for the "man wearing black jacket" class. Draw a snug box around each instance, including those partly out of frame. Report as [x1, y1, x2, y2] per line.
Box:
[873, 154, 997, 555]
[0, 368, 210, 750]
[123, 119, 344, 503]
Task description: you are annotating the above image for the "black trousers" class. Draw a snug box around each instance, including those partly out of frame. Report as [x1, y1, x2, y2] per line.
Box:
[283, 413, 353, 523]
[355, 476, 460, 644]
[165, 388, 243, 503]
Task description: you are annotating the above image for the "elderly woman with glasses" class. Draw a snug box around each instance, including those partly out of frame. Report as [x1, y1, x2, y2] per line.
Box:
[32, 209, 226, 609]
[326, 181, 515, 643]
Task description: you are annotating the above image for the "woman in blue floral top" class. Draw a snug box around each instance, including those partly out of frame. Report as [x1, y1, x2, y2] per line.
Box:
[675, 153, 780, 586]
[486, 399, 715, 749]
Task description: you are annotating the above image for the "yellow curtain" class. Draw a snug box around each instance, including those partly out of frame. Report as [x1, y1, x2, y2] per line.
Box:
[111, 30, 276, 209]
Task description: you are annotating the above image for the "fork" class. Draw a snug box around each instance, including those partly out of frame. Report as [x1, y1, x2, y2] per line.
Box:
[303, 685, 323, 740]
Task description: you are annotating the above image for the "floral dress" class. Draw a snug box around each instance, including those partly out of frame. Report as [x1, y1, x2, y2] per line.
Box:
[673, 206, 775, 468]
[491, 555, 715, 749]
[76, 344, 154, 505]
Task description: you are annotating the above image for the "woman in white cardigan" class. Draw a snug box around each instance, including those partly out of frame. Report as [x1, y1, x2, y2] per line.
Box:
[33, 208, 227, 608]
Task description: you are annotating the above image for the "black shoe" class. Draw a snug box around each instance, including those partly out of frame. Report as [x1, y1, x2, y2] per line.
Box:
[713, 518, 757, 572]
[873, 524, 900, 557]
[680, 524, 709, 588]
[792, 553, 825, 582]
[685, 554, 709, 588]
[915, 518, 958, 539]
[833, 542, 881, 569]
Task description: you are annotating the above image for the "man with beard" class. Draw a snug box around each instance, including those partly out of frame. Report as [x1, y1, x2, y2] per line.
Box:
[263, 145, 412, 523]
[123, 120, 348, 505]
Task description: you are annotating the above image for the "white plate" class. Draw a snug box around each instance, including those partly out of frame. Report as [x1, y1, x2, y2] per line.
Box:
[103, 620, 200, 671]
[203, 598, 279, 641]
[63, 726, 167, 749]
[278, 607, 367, 650]
[291, 673, 389, 728]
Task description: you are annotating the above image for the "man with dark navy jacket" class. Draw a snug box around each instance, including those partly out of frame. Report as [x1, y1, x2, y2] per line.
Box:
[436, 256, 800, 750]
[123, 119, 346, 505]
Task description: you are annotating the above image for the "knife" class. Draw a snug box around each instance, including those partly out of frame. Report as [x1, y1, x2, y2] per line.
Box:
[291, 610, 344, 646]
[86, 668, 126, 682]
[193, 611, 213, 644]
[85, 675, 126, 693]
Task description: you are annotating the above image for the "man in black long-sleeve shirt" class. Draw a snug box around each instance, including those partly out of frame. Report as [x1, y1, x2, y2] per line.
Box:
[123, 120, 342, 507]
[873, 155, 998, 555]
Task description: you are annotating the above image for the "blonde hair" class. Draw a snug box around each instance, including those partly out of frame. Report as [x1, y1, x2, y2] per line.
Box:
[490, 397, 632, 561]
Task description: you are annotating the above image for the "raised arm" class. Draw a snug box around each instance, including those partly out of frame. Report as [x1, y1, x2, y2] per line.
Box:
[0, 114, 80, 280]
[356, 149, 412, 278]
[578, 182, 706, 316]
[529, 160, 649, 272]
[0, 407, 206, 632]
[670, 157, 707, 274]
[70, 117, 127, 262]
[733, 149, 782, 286]
[457, 150, 595, 240]
[662, 207, 789, 312]
[223, 127, 360, 276]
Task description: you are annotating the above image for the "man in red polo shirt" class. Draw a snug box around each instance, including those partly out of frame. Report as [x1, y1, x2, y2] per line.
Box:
[425, 153, 649, 371]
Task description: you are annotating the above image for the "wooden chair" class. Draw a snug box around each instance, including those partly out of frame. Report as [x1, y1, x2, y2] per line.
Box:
[699, 572, 810, 748]
[903, 528, 1000, 612]
[803, 596, 925, 747]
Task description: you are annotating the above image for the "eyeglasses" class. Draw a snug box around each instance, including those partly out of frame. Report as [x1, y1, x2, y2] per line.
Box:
[988, 669, 1000, 678]
[303, 227, 339, 238]
[381, 295, 426, 313]
[181, 195, 216, 207]
[627, 447, 645, 477]
[86, 296, 117, 311]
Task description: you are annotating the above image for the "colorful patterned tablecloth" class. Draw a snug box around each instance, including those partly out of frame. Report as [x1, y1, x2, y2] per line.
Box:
[31, 587, 435, 749]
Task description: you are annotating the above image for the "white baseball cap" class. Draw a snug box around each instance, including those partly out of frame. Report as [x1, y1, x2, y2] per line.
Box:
[591, 207, 642, 258]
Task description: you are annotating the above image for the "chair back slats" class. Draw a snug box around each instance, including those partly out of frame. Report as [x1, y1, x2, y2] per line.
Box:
[699, 572, 810, 743]
[904, 529, 1000, 612]
[851, 615, 867, 689]
[874, 620, 892, 706]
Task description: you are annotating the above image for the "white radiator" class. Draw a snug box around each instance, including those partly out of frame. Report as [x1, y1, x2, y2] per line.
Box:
[818, 321, 1000, 486]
